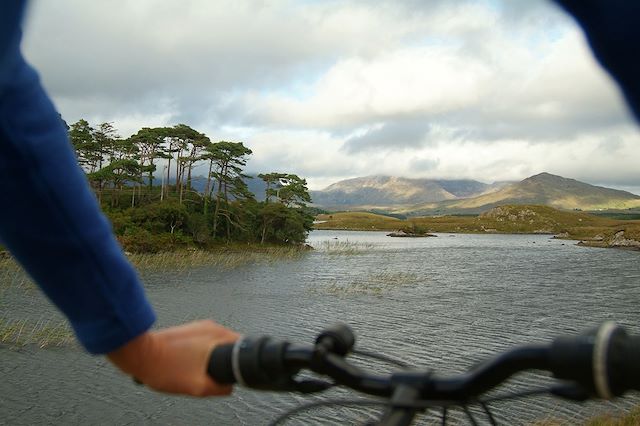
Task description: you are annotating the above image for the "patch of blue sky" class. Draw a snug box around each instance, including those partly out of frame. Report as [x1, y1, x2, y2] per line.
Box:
[256, 60, 334, 102]
[478, 0, 500, 14]
[525, 20, 570, 47]
[290, 0, 329, 5]
[402, 34, 462, 50]
[218, 125, 257, 140]
[478, 0, 572, 51]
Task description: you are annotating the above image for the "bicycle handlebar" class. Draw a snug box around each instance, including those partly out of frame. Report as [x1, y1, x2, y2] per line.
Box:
[208, 322, 640, 406]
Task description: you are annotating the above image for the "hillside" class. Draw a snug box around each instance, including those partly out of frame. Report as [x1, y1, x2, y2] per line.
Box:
[182, 175, 269, 201]
[316, 205, 606, 234]
[402, 173, 640, 215]
[310, 176, 499, 209]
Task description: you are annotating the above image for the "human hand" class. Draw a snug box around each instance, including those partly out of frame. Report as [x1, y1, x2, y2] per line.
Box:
[107, 320, 240, 396]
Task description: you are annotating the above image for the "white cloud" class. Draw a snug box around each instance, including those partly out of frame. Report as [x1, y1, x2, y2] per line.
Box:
[248, 46, 492, 128]
[20, 0, 640, 191]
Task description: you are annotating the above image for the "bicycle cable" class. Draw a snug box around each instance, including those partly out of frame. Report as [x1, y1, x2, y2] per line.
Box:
[351, 348, 412, 369]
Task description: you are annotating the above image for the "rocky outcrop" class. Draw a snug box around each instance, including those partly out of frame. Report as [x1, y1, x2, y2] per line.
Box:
[609, 230, 640, 249]
[577, 230, 640, 250]
[481, 206, 538, 222]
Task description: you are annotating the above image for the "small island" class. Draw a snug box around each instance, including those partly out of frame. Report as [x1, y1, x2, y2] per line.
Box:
[387, 230, 437, 238]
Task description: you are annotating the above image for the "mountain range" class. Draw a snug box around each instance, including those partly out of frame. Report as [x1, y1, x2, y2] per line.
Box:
[309, 173, 640, 215]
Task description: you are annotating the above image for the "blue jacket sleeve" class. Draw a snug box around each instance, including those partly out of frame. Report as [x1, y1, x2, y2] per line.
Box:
[0, 1, 155, 354]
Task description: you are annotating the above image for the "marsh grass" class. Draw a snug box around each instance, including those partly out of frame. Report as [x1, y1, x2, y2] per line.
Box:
[0, 318, 74, 348]
[314, 271, 421, 296]
[0, 246, 306, 350]
[0, 256, 33, 290]
[128, 246, 308, 271]
[1, 246, 309, 279]
[533, 406, 640, 426]
[315, 240, 376, 255]
[584, 406, 640, 426]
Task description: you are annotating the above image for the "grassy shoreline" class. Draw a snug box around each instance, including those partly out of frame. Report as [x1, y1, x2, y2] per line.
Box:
[535, 405, 640, 425]
[127, 244, 310, 271]
[0, 318, 74, 349]
[0, 243, 311, 276]
[1, 244, 310, 349]
[314, 206, 640, 251]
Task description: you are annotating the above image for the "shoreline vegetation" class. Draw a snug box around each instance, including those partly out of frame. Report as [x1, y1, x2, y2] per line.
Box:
[127, 244, 309, 271]
[0, 244, 311, 281]
[536, 405, 640, 425]
[314, 205, 640, 251]
[0, 245, 310, 349]
[0, 318, 74, 349]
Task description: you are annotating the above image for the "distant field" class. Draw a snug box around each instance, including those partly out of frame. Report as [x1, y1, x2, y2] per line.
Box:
[315, 212, 403, 230]
[315, 206, 640, 249]
[589, 211, 640, 221]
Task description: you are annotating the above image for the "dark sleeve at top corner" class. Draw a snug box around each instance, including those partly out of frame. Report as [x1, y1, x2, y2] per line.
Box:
[0, 1, 27, 88]
[553, 0, 640, 122]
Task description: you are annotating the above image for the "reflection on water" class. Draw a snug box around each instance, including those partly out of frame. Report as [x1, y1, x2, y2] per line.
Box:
[2, 231, 640, 425]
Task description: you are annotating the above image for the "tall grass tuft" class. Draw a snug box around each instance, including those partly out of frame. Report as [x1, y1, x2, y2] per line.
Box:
[0, 256, 33, 290]
[534, 406, 640, 426]
[585, 406, 640, 426]
[0, 318, 74, 348]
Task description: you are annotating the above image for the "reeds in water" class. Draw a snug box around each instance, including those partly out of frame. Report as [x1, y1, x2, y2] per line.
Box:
[534, 405, 640, 426]
[585, 406, 640, 426]
[0, 318, 74, 348]
[0, 256, 33, 290]
[128, 246, 308, 271]
[315, 240, 375, 255]
[317, 271, 421, 296]
[1, 246, 308, 277]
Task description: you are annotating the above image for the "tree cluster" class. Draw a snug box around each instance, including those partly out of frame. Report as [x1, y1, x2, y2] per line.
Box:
[68, 119, 314, 252]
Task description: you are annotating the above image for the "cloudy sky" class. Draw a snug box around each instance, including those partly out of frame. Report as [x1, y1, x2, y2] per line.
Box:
[22, 0, 640, 193]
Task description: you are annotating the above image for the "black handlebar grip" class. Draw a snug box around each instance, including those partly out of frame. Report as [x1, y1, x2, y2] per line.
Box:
[550, 323, 640, 399]
[550, 328, 597, 392]
[208, 343, 237, 385]
[608, 331, 640, 395]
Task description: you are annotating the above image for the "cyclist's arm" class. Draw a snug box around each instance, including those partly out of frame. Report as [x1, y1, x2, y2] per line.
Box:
[1, 0, 154, 355]
[0, 3, 239, 396]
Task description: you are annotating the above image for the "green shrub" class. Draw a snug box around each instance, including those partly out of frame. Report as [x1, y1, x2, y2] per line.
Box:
[117, 229, 190, 253]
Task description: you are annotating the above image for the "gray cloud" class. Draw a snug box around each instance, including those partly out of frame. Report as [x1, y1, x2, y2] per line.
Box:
[409, 157, 440, 174]
[343, 119, 433, 153]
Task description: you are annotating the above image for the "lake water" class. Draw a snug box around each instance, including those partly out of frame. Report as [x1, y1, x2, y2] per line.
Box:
[1, 231, 640, 425]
